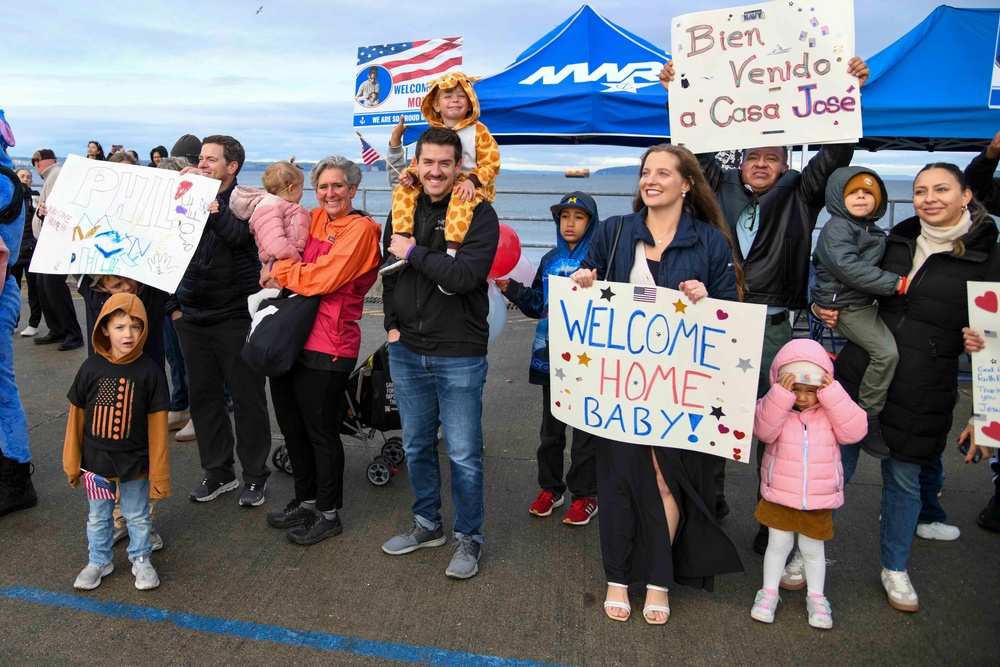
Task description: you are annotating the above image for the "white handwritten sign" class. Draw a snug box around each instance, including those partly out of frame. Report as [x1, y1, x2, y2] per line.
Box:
[548, 276, 766, 462]
[669, 0, 861, 153]
[30, 155, 218, 293]
[968, 282, 1000, 446]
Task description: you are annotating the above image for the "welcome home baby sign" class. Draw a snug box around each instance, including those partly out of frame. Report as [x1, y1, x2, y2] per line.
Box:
[548, 276, 766, 462]
[968, 282, 1000, 447]
[669, 0, 861, 153]
[31, 155, 218, 293]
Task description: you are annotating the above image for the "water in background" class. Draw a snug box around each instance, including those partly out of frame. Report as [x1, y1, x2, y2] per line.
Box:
[239, 170, 919, 270]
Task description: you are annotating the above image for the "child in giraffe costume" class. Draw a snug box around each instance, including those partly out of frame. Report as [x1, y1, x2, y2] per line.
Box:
[380, 72, 500, 283]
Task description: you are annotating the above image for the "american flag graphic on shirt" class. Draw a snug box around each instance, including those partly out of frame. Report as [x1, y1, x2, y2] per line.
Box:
[91, 377, 136, 440]
[633, 286, 657, 303]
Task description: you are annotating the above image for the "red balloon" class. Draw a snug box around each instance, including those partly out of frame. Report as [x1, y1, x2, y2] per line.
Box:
[489, 223, 521, 279]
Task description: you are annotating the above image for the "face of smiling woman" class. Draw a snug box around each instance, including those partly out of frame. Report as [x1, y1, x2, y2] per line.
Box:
[912, 167, 973, 228]
[639, 150, 691, 211]
[315, 168, 357, 220]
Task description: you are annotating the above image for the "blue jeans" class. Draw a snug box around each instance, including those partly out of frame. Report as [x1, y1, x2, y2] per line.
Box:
[163, 316, 189, 411]
[388, 342, 487, 542]
[917, 456, 947, 524]
[0, 279, 30, 463]
[841, 444, 921, 571]
[87, 478, 151, 566]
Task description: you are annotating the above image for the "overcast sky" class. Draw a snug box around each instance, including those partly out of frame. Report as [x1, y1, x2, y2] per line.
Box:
[2, 0, 993, 174]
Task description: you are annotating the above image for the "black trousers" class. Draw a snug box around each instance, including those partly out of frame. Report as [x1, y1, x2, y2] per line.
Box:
[270, 364, 350, 512]
[537, 384, 597, 499]
[8, 265, 41, 328]
[36, 273, 82, 342]
[174, 317, 270, 485]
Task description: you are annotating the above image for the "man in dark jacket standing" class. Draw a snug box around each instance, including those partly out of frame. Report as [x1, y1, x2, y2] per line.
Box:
[659, 56, 870, 553]
[965, 130, 1000, 215]
[169, 135, 270, 507]
[380, 127, 499, 580]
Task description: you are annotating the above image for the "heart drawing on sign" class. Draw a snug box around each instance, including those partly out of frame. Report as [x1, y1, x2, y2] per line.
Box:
[733, 430, 746, 440]
[718, 424, 730, 434]
[561, 352, 571, 361]
[555, 401, 561, 408]
[981, 421, 1000, 441]
[975, 291, 998, 313]
[716, 309, 729, 320]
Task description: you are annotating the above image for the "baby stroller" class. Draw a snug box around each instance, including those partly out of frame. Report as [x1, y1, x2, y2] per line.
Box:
[271, 343, 404, 486]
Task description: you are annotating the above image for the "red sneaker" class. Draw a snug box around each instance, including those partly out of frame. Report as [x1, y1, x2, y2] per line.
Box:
[563, 496, 598, 525]
[529, 490, 564, 517]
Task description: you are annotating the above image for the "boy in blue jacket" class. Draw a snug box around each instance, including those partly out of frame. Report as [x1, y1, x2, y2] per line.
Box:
[497, 192, 599, 525]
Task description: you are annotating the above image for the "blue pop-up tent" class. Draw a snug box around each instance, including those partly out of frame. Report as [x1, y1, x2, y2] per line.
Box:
[860, 6, 1000, 152]
[404, 5, 671, 147]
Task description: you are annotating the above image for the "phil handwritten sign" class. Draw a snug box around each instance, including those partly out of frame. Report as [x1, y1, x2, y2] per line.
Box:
[548, 276, 766, 462]
[968, 282, 1000, 446]
[30, 155, 219, 293]
[669, 0, 861, 153]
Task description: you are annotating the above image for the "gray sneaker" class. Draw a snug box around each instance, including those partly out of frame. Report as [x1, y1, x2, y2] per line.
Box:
[131, 556, 160, 590]
[382, 520, 447, 555]
[445, 535, 481, 579]
[113, 525, 128, 545]
[74, 562, 114, 590]
[114, 527, 163, 551]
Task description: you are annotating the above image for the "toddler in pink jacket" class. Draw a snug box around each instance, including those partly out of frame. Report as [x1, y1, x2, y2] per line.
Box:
[230, 159, 310, 263]
[750, 338, 866, 631]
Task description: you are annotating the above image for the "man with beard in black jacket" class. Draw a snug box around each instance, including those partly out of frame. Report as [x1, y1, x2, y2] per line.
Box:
[380, 127, 499, 580]
[168, 135, 270, 507]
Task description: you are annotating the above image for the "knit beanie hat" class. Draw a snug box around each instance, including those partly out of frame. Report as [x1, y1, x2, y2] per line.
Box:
[843, 172, 881, 211]
[777, 360, 826, 387]
[170, 134, 201, 164]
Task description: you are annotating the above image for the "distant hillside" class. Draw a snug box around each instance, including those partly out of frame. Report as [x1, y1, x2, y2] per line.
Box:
[593, 165, 636, 176]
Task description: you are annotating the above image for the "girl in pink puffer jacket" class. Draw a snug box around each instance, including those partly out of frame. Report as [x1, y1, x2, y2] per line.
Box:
[750, 338, 867, 631]
[230, 159, 311, 263]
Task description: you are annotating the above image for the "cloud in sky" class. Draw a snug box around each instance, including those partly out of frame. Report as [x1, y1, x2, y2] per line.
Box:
[2, 0, 991, 175]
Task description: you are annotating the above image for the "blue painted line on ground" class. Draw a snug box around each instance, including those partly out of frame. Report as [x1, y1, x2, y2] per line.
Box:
[1, 585, 573, 667]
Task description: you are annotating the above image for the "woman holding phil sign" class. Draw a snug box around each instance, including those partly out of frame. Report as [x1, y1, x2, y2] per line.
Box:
[817, 163, 1000, 612]
[571, 144, 744, 625]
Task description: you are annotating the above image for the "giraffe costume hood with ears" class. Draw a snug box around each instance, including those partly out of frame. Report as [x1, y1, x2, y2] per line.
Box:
[420, 72, 483, 131]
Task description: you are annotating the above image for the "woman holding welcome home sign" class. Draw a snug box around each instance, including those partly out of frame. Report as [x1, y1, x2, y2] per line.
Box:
[570, 144, 744, 625]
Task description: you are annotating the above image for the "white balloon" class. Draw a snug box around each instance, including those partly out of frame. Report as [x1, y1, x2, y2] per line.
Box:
[500, 254, 535, 291]
[487, 279, 507, 344]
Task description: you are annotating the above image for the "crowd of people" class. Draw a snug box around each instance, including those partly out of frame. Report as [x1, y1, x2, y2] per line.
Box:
[0, 56, 997, 630]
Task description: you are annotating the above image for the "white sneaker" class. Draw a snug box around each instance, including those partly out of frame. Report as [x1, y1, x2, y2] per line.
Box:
[167, 408, 191, 431]
[132, 556, 160, 590]
[806, 593, 833, 629]
[915, 521, 960, 541]
[175, 419, 196, 442]
[881, 568, 919, 612]
[780, 550, 806, 590]
[74, 562, 114, 590]
[19, 325, 38, 337]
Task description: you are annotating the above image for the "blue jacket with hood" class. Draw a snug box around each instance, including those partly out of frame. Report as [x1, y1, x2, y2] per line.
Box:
[503, 192, 599, 385]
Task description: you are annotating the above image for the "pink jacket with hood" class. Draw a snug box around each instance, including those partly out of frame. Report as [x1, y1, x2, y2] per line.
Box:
[230, 185, 311, 263]
[754, 338, 867, 511]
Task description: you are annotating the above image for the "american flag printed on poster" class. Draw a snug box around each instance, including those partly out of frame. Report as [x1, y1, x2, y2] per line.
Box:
[91, 377, 135, 440]
[82, 469, 117, 500]
[359, 137, 382, 166]
[357, 38, 463, 84]
[633, 286, 657, 303]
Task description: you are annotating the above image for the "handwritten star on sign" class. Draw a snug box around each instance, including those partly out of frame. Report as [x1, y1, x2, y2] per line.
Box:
[577, 352, 592, 367]
[736, 358, 754, 373]
[673, 300, 687, 313]
[710, 406, 726, 420]
[600, 287, 616, 302]
[554, 368, 566, 380]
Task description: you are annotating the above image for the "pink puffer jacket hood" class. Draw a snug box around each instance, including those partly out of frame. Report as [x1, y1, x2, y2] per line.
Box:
[229, 185, 266, 220]
[754, 338, 867, 511]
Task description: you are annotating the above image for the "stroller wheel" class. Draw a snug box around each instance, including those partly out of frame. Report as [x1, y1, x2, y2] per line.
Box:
[367, 459, 392, 486]
[271, 445, 293, 475]
[381, 437, 405, 465]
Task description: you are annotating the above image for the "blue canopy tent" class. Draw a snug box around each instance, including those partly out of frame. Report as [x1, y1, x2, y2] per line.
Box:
[859, 6, 1000, 152]
[403, 5, 671, 147]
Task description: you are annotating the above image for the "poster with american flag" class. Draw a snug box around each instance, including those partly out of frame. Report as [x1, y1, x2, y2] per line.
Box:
[353, 37, 463, 129]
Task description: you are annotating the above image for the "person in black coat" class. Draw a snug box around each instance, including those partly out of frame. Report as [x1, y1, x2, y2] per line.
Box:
[10, 168, 40, 335]
[964, 130, 1000, 215]
[818, 163, 1000, 613]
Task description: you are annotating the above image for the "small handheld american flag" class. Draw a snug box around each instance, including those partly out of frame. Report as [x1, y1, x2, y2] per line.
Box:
[82, 469, 117, 500]
[358, 135, 382, 166]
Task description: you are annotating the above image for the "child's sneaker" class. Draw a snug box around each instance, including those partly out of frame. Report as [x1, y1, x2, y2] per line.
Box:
[132, 556, 160, 590]
[806, 593, 833, 629]
[750, 588, 779, 623]
[780, 550, 806, 590]
[74, 562, 114, 590]
[528, 490, 564, 517]
[880, 568, 919, 612]
[379, 255, 408, 276]
[860, 415, 890, 459]
[563, 496, 598, 525]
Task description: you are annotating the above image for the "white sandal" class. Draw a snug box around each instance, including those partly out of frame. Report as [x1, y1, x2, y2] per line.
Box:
[643, 584, 671, 625]
[604, 582, 631, 621]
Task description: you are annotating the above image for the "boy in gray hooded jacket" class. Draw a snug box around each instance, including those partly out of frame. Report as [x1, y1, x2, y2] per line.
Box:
[811, 167, 903, 459]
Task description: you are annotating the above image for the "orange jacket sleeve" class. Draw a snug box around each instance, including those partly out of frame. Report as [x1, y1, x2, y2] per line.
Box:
[63, 405, 85, 488]
[271, 214, 382, 297]
[147, 411, 170, 499]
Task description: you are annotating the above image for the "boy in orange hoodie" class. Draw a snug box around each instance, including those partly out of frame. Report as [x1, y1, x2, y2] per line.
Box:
[64, 293, 170, 591]
[380, 71, 500, 290]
